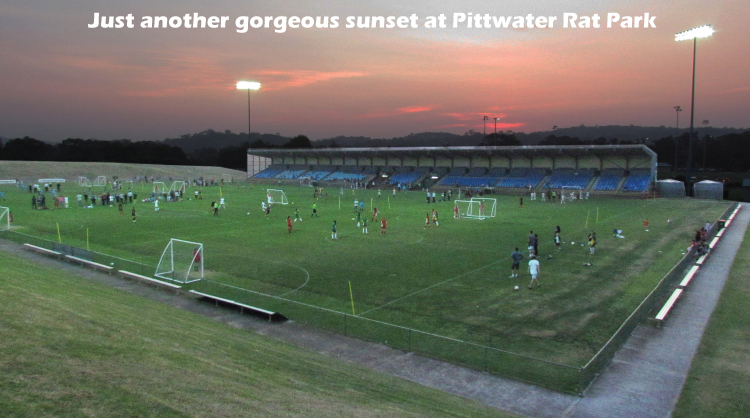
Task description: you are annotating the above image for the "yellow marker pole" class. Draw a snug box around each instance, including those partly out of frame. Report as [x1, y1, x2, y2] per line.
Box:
[86, 228, 90, 251]
[584, 211, 590, 229]
[370, 198, 373, 212]
[596, 207, 599, 224]
[56, 222, 61, 243]
[219, 185, 223, 199]
[388, 196, 391, 210]
[348, 281, 355, 315]
[338, 196, 341, 210]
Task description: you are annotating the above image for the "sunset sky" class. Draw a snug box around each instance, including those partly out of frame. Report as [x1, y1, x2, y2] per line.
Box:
[1, 0, 748, 142]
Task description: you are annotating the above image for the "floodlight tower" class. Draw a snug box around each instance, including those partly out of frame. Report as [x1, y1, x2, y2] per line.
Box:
[483, 115, 489, 135]
[236, 81, 261, 139]
[494, 117, 501, 146]
[674, 105, 682, 169]
[675, 24, 713, 196]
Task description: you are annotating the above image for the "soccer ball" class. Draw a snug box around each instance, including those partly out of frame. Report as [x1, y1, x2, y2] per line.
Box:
[247, 212, 250, 215]
[514, 285, 519, 291]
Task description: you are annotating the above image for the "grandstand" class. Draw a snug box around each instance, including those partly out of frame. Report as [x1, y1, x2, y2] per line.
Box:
[247, 145, 657, 195]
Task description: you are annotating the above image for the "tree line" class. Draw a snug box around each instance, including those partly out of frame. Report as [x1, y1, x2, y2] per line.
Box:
[1, 130, 748, 172]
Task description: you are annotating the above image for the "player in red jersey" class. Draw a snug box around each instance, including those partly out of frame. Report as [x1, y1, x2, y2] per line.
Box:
[381, 217, 387, 234]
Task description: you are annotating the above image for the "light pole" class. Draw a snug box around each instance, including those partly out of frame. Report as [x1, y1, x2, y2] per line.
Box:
[483, 116, 489, 135]
[674, 106, 682, 169]
[675, 24, 713, 196]
[702, 119, 709, 171]
[236, 81, 261, 139]
[494, 117, 501, 146]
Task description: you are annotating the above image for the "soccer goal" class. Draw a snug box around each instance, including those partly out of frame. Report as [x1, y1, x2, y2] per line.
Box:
[78, 176, 92, 187]
[169, 181, 186, 195]
[154, 239, 203, 283]
[471, 197, 497, 218]
[455, 199, 492, 220]
[93, 176, 107, 187]
[222, 174, 233, 183]
[153, 181, 167, 194]
[0, 206, 10, 231]
[266, 189, 288, 205]
[561, 186, 583, 200]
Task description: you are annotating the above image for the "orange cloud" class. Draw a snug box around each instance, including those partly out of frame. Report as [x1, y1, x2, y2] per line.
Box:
[255, 70, 368, 90]
[397, 105, 433, 113]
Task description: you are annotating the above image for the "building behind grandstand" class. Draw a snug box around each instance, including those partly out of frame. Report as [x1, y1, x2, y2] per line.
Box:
[247, 145, 657, 196]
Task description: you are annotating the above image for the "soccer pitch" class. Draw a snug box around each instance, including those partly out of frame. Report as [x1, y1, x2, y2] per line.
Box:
[0, 182, 731, 390]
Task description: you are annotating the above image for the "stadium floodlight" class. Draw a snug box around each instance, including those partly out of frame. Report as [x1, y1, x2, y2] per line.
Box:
[674, 25, 714, 41]
[483, 115, 489, 135]
[673, 106, 682, 169]
[675, 24, 713, 196]
[236, 80, 261, 138]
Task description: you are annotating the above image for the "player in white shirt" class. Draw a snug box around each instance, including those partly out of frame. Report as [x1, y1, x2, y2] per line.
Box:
[528, 256, 540, 289]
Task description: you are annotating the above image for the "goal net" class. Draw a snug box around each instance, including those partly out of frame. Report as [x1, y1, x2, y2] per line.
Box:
[266, 189, 288, 205]
[455, 199, 492, 220]
[153, 181, 167, 194]
[471, 197, 497, 218]
[78, 176, 92, 187]
[561, 186, 583, 200]
[93, 176, 107, 187]
[168, 181, 186, 195]
[155, 239, 203, 283]
[0, 206, 9, 231]
[222, 174, 233, 183]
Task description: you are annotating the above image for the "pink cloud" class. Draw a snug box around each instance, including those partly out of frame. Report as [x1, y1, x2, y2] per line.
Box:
[255, 70, 368, 90]
[398, 105, 433, 113]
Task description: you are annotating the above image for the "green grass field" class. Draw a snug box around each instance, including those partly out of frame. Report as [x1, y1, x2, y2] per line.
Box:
[0, 251, 517, 418]
[0, 181, 731, 391]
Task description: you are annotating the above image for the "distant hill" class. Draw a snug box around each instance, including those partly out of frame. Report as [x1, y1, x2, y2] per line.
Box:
[159, 125, 749, 152]
[0, 161, 245, 183]
[514, 125, 749, 145]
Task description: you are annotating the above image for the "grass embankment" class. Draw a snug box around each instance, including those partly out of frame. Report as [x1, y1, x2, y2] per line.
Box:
[0, 251, 516, 418]
[672, 219, 750, 418]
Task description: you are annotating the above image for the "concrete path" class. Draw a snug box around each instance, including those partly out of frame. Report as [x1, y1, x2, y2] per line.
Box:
[1, 204, 746, 418]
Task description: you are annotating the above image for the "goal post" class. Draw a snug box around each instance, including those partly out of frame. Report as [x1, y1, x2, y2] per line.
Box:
[561, 186, 583, 200]
[154, 239, 203, 283]
[266, 189, 289, 205]
[93, 176, 107, 187]
[168, 181, 186, 194]
[470, 197, 497, 218]
[153, 181, 167, 194]
[0, 206, 10, 231]
[455, 200, 483, 220]
[78, 176, 92, 187]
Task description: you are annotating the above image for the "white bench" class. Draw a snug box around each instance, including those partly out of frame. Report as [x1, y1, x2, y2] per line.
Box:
[654, 288, 683, 325]
[23, 243, 63, 259]
[189, 290, 284, 322]
[65, 255, 114, 274]
[119, 270, 182, 291]
[679, 265, 700, 288]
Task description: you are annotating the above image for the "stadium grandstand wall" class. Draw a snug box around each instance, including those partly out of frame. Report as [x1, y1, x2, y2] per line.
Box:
[247, 145, 657, 195]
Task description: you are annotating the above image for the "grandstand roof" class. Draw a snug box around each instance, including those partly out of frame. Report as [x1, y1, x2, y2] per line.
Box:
[248, 144, 655, 160]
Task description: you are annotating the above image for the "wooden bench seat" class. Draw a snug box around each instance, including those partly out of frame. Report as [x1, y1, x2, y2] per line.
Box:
[189, 290, 285, 322]
[64, 255, 114, 274]
[119, 270, 182, 290]
[23, 243, 63, 259]
[679, 265, 700, 288]
[654, 288, 683, 325]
